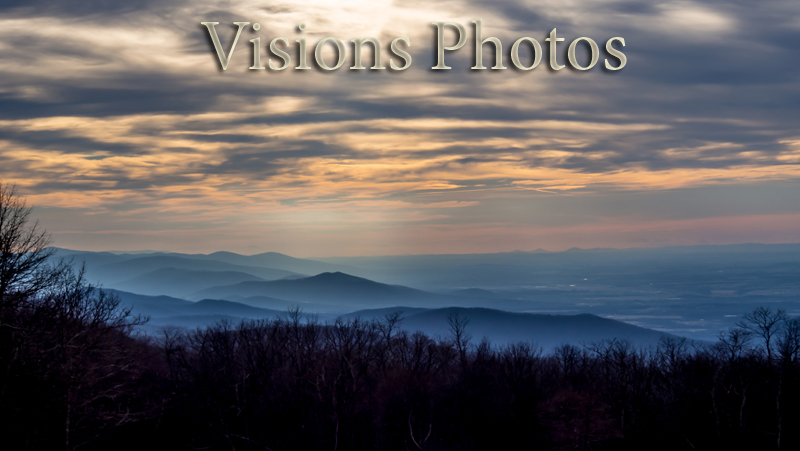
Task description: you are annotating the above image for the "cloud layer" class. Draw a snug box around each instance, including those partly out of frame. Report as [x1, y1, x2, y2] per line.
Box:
[1, 0, 799, 255]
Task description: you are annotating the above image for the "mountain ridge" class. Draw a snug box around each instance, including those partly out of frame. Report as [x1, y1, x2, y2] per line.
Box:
[189, 271, 450, 308]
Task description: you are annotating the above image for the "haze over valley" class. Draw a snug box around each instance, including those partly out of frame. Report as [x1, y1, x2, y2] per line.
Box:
[52, 243, 800, 346]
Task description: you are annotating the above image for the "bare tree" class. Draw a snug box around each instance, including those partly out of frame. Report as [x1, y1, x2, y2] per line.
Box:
[737, 307, 787, 364]
[777, 318, 800, 365]
[0, 182, 63, 312]
[447, 311, 471, 366]
[379, 310, 404, 343]
[0, 183, 150, 449]
[41, 268, 148, 450]
[715, 327, 753, 363]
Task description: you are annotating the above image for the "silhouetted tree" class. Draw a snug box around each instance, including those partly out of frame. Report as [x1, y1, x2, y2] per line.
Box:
[737, 307, 787, 364]
[0, 184, 150, 450]
[0, 182, 66, 314]
[447, 311, 471, 368]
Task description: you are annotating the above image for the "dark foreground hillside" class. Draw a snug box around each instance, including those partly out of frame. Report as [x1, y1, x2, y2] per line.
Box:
[4, 285, 800, 451]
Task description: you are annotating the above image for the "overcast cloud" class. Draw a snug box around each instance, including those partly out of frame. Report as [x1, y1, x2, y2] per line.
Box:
[1, 0, 799, 256]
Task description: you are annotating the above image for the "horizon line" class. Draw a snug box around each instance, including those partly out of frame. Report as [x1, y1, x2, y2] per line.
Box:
[50, 241, 800, 260]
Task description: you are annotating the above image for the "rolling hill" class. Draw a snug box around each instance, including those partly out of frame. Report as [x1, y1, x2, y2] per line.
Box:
[54, 244, 800, 342]
[100, 289, 194, 317]
[88, 255, 302, 284]
[189, 272, 454, 308]
[185, 299, 282, 317]
[100, 289, 281, 321]
[190, 251, 348, 275]
[100, 289, 678, 349]
[344, 306, 675, 349]
[113, 268, 268, 298]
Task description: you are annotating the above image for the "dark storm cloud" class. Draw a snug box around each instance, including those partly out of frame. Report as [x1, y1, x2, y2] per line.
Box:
[202, 139, 352, 177]
[0, 128, 140, 154]
[0, 0, 182, 17]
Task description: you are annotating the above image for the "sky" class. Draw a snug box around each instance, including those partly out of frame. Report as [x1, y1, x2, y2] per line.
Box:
[1, 0, 799, 257]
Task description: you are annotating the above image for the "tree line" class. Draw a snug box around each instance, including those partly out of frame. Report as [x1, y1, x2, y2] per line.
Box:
[2, 182, 800, 450]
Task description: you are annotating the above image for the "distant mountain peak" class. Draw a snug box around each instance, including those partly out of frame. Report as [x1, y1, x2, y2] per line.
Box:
[304, 272, 372, 283]
[510, 248, 550, 254]
[208, 250, 292, 258]
[206, 251, 240, 257]
[254, 251, 293, 257]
